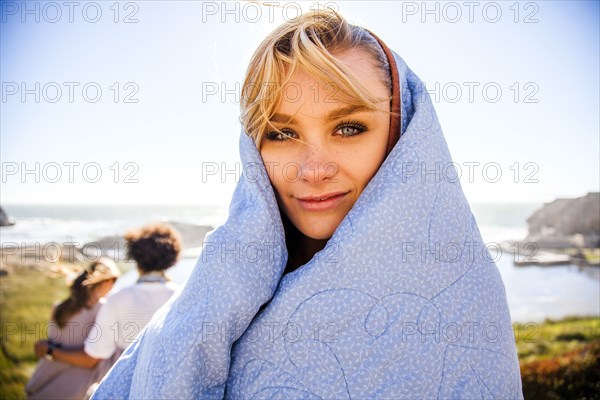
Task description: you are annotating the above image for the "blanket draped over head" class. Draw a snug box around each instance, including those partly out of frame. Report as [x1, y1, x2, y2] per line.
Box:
[92, 41, 523, 399]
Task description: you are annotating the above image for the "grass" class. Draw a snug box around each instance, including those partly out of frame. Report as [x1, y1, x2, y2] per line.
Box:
[514, 317, 600, 363]
[520, 342, 599, 399]
[514, 317, 600, 399]
[0, 267, 68, 400]
[1, 266, 599, 399]
[557, 248, 600, 265]
[582, 248, 600, 264]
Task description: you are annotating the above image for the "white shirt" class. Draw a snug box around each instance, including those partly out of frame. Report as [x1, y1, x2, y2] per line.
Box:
[84, 281, 179, 359]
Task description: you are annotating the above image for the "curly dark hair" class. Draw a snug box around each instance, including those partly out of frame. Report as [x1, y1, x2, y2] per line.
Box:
[125, 223, 182, 272]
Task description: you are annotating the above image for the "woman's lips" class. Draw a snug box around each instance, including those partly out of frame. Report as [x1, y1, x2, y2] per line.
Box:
[295, 191, 350, 211]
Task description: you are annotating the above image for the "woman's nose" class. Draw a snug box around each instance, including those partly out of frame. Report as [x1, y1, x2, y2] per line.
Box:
[296, 143, 337, 184]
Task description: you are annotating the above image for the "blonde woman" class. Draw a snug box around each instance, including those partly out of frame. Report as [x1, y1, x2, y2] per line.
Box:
[26, 258, 120, 400]
[93, 10, 523, 399]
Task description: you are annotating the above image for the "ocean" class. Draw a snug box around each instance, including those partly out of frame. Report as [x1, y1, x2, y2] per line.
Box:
[0, 204, 228, 245]
[1, 202, 598, 323]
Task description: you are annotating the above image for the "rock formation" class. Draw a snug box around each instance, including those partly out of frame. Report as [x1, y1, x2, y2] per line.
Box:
[0, 207, 15, 226]
[525, 193, 600, 248]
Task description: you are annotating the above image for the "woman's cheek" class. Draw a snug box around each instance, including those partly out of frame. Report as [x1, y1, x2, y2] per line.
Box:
[263, 158, 289, 198]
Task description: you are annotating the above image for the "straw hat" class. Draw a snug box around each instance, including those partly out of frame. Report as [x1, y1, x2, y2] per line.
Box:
[82, 257, 121, 286]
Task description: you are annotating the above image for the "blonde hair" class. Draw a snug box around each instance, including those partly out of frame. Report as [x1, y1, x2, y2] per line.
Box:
[240, 9, 392, 145]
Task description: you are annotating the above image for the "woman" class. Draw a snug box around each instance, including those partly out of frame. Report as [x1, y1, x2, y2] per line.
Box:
[26, 257, 120, 400]
[93, 10, 523, 399]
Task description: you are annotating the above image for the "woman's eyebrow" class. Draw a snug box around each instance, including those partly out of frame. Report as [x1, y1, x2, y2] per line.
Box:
[325, 104, 372, 120]
[270, 105, 372, 125]
[270, 113, 298, 125]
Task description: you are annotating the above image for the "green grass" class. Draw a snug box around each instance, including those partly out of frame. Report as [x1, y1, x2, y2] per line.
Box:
[583, 248, 600, 264]
[558, 248, 600, 265]
[514, 317, 600, 363]
[514, 317, 600, 399]
[0, 268, 68, 399]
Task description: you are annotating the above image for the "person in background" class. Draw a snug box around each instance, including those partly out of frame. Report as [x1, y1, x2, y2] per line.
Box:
[32, 223, 182, 397]
[27, 258, 120, 400]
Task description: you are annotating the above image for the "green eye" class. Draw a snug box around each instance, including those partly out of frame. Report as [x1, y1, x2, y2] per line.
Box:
[336, 121, 368, 137]
[341, 126, 360, 136]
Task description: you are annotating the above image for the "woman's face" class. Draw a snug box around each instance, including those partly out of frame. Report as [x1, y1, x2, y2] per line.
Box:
[260, 50, 390, 240]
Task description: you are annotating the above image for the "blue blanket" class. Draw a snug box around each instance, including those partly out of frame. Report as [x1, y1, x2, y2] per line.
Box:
[92, 50, 523, 399]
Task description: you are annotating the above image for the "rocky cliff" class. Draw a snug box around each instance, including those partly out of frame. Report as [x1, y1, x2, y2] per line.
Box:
[0, 207, 15, 226]
[525, 193, 600, 248]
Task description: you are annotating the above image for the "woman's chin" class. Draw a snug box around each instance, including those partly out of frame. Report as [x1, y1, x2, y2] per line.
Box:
[295, 218, 341, 241]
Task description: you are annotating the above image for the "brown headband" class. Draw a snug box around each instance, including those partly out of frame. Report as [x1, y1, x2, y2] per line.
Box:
[366, 30, 402, 155]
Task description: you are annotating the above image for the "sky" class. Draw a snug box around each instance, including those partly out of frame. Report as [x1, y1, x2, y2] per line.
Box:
[1, 0, 598, 205]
